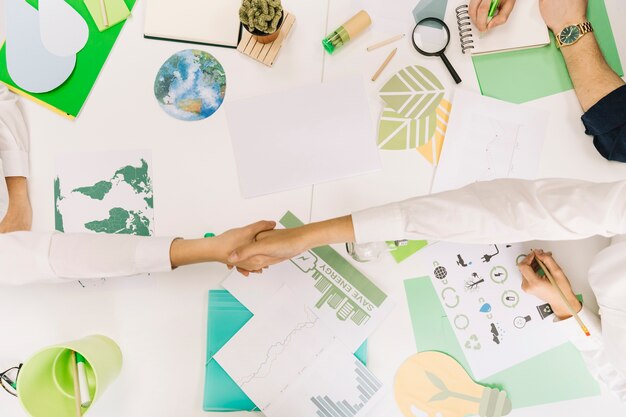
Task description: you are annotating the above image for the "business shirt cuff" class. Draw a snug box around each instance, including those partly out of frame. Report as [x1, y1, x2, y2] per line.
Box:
[352, 203, 404, 243]
[0, 150, 29, 177]
[553, 306, 602, 349]
[135, 237, 175, 273]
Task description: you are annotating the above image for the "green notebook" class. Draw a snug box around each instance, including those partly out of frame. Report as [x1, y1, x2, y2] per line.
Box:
[0, 0, 135, 118]
[472, 0, 623, 103]
[404, 277, 600, 408]
[203, 290, 369, 412]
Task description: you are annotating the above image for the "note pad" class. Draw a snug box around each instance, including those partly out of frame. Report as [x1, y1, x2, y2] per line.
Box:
[453, 1, 549, 55]
[226, 75, 381, 198]
[144, 0, 241, 48]
[84, 0, 130, 32]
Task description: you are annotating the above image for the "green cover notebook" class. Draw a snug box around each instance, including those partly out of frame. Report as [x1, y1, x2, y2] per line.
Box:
[473, 0, 623, 103]
[203, 290, 368, 412]
[0, 0, 134, 118]
[404, 277, 600, 408]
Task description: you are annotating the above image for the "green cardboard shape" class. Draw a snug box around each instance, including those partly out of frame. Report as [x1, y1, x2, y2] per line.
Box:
[404, 277, 600, 408]
[472, 0, 623, 103]
[0, 0, 135, 118]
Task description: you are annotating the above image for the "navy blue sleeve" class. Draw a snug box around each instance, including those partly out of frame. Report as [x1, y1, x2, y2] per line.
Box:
[581, 84, 626, 162]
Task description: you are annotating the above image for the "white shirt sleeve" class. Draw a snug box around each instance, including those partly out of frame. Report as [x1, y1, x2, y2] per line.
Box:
[351, 178, 626, 244]
[0, 85, 29, 177]
[555, 306, 626, 402]
[0, 232, 175, 285]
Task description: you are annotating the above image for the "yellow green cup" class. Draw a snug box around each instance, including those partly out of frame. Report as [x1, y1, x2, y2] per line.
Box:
[17, 335, 123, 417]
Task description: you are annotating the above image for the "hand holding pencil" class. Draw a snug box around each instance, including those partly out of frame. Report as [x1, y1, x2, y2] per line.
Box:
[517, 249, 588, 334]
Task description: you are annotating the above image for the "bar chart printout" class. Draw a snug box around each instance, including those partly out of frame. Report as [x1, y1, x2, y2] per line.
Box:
[310, 359, 383, 417]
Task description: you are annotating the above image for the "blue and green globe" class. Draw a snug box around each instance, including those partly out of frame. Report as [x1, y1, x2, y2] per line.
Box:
[154, 49, 226, 121]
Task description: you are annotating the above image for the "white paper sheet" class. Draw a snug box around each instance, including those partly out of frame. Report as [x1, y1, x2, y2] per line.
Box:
[39, 0, 89, 57]
[222, 212, 394, 352]
[214, 286, 385, 417]
[432, 89, 548, 193]
[226, 75, 381, 198]
[6, 0, 76, 93]
[419, 241, 568, 380]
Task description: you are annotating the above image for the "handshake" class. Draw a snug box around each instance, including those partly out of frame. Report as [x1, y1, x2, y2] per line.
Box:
[169, 216, 355, 276]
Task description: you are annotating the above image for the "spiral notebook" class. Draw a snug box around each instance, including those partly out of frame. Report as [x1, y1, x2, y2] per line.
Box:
[454, 1, 549, 55]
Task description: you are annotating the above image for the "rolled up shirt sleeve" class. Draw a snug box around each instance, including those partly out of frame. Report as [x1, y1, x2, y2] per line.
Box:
[554, 306, 626, 402]
[0, 232, 175, 285]
[351, 178, 626, 244]
[581, 84, 626, 163]
[0, 85, 29, 177]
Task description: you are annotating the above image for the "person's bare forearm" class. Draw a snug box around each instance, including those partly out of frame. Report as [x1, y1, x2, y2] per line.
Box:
[170, 238, 220, 268]
[6, 176, 29, 202]
[561, 34, 625, 112]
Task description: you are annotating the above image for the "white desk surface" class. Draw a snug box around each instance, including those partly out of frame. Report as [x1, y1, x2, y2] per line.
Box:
[1, 0, 626, 416]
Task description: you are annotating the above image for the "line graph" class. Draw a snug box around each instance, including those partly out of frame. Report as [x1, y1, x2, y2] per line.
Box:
[238, 307, 320, 387]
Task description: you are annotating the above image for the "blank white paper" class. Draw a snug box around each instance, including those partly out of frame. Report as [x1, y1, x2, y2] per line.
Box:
[432, 89, 549, 193]
[226, 75, 381, 198]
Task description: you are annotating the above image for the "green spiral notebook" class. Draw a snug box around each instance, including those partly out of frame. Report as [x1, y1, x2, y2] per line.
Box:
[203, 290, 368, 412]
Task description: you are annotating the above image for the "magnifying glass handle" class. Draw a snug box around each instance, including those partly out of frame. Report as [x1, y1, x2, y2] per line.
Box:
[440, 53, 462, 84]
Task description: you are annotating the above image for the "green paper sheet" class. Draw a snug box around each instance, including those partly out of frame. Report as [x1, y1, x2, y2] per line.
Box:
[404, 277, 600, 408]
[84, 0, 131, 32]
[473, 0, 623, 103]
[203, 290, 369, 412]
[389, 240, 428, 263]
[0, 0, 135, 118]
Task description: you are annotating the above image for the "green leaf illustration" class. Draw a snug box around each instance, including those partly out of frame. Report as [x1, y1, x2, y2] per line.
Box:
[429, 391, 451, 402]
[377, 107, 436, 150]
[379, 65, 445, 119]
[425, 371, 448, 392]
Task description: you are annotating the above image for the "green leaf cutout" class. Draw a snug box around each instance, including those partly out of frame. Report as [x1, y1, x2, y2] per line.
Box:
[425, 371, 448, 392]
[377, 106, 437, 150]
[379, 65, 445, 119]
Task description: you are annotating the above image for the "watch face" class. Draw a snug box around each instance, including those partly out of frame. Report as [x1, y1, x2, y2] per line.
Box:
[559, 25, 581, 45]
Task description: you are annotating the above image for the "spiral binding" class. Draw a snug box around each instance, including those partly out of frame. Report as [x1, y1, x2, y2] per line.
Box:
[455, 5, 475, 54]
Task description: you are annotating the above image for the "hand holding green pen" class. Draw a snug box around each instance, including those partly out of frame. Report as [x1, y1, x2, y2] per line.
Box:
[469, 0, 517, 32]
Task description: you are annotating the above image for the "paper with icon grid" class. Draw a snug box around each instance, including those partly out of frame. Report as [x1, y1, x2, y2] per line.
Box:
[419, 241, 568, 380]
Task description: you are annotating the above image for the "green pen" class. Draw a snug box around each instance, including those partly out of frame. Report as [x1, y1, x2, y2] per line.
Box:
[487, 0, 501, 22]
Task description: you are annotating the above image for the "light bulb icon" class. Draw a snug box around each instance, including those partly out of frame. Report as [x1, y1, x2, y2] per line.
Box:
[395, 351, 512, 417]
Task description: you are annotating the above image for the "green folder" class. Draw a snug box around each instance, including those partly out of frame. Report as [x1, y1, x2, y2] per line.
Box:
[0, 0, 135, 118]
[472, 0, 623, 103]
[404, 277, 600, 408]
[203, 290, 369, 412]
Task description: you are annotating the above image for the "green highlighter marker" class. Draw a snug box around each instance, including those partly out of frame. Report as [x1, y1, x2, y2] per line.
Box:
[487, 0, 501, 22]
[75, 353, 92, 407]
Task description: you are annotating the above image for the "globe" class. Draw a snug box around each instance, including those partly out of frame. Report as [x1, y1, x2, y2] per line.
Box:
[433, 265, 448, 280]
[154, 49, 226, 121]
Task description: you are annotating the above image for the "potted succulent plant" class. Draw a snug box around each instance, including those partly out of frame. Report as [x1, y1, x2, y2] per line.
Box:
[239, 0, 284, 44]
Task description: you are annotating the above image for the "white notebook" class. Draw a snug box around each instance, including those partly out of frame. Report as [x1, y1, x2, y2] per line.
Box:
[454, 1, 549, 55]
[144, 0, 241, 48]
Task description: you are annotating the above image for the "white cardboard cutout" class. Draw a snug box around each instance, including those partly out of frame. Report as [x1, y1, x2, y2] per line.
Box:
[39, 0, 89, 57]
[6, 0, 76, 93]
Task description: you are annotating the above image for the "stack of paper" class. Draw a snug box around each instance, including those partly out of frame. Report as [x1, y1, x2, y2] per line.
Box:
[212, 212, 395, 417]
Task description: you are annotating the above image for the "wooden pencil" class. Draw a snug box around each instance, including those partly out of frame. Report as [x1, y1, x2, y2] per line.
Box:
[367, 34, 404, 51]
[371, 48, 397, 82]
[99, 0, 109, 27]
[535, 257, 590, 337]
[70, 351, 82, 417]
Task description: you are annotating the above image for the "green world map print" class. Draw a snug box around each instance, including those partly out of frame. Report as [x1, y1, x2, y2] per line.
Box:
[55, 151, 154, 236]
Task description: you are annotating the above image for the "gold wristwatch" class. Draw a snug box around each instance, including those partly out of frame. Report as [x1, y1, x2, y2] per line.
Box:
[555, 21, 593, 48]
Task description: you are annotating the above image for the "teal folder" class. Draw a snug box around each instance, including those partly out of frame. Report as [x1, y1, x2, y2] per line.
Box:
[203, 290, 369, 412]
[404, 277, 600, 408]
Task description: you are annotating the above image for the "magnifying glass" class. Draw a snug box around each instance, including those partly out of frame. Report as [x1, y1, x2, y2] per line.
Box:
[412, 17, 462, 84]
